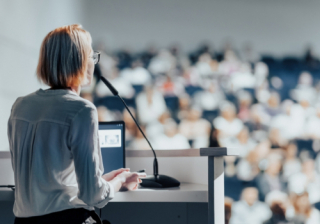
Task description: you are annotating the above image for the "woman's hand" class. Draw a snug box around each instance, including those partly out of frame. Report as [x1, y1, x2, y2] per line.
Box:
[118, 172, 147, 191]
[102, 168, 130, 182]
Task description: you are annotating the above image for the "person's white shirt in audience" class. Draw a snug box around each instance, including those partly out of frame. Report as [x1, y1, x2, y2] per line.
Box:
[255, 81, 271, 104]
[254, 62, 269, 87]
[154, 119, 190, 150]
[229, 63, 256, 92]
[128, 126, 150, 150]
[282, 143, 301, 182]
[287, 192, 320, 224]
[148, 49, 176, 75]
[193, 81, 225, 111]
[221, 127, 257, 158]
[237, 90, 252, 122]
[145, 111, 171, 140]
[214, 102, 244, 139]
[291, 72, 317, 105]
[179, 107, 211, 148]
[229, 187, 271, 224]
[120, 64, 152, 86]
[95, 70, 135, 98]
[271, 100, 311, 140]
[218, 50, 241, 76]
[305, 106, 320, 139]
[136, 86, 167, 125]
[195, 53, 217, 77]
[288, 159, 320, 204]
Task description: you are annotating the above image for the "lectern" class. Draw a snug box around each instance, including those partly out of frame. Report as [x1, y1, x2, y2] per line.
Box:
[126, 147, 238, 224]
[200, 147, 238, 224]
[0, 148, 238, 223]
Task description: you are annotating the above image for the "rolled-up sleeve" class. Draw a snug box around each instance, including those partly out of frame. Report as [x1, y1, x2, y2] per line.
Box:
[69, 105, 113, 208]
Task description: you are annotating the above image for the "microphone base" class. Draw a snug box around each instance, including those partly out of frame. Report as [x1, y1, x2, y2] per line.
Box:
[140, 174, 180, 188]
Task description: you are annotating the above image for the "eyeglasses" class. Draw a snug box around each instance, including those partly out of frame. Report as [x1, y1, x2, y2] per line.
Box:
[91, 51, 100, 64]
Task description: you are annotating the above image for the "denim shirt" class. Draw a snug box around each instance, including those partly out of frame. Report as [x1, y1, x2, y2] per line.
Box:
[7, 89, 114, 217]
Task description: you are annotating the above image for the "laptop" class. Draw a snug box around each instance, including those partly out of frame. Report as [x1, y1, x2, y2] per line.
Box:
[98, 121, 125, 174]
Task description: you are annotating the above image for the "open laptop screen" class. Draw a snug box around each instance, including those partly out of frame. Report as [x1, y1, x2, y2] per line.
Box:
[98, 121, 125, 174]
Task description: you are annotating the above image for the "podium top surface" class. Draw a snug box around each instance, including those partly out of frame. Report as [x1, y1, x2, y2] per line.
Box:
[126, 147, 238, 157]
[0, 183, 208, 203]
[0, 147, 238, 159]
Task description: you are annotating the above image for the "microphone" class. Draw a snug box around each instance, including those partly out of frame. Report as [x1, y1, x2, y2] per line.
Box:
[99, 75, 180, 188]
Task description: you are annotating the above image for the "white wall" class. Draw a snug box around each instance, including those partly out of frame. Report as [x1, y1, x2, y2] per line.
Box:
[0, 0, 85, 151]
[82, 0, 320, 55]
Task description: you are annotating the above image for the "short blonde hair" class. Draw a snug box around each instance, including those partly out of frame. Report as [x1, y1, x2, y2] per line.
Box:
[37, 24, 92, 88]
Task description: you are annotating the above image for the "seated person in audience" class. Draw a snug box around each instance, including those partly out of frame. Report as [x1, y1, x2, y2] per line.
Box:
[225, 197, 233, 224]
[264, 191, 291, 224]
[179, 107, 211, 148]
[158, 74, 184, 96]
[245, 104, 269, 141]
[120, 59, 152, 86]
[263, 92, 282, 118]
[229, 187, 271, 224]
[94, 41, 117, 77]
[255, 80, 271, 104]
[288, 192, 320, 224]
[255, 153, 286, 201]
[213, 102, 244, 142]
[305, 104, 320, 139]
[127, 125, 150, 150]
[177, 93, 192, 120]
[218, 50, 242, 76]
[222, 126, 257, 176]
[222, 127, 257, 158]
[148, 49, 176, 75]
[195, 52, 219, 77]
[229, 63, 256, 92]
[269, 128, 288, 149]
[254, 62, 269, 87]
[315, 153, 320, 175]
[237, 90, 253, 122]
[237, 149, 261, 182]
[282, 142, 302, 182]
[290, 71, 316, 105]
[154, 119, 190, 150]
[288, 159, 320, 205]
[315, 80, 320, 103]
[95, 67, 135, 98]
[193, 81, 225, 112]
[136, 85, 167, 124]
[97, 106, 121, 122]
[296, 97, 316, 123]
[146, 110, 171, 139]
[270, 100, 298, 142]
[123, 107, 138, 144]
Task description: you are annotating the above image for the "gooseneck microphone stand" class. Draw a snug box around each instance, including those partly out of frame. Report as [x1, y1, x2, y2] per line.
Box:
[99, 75, 180, 188]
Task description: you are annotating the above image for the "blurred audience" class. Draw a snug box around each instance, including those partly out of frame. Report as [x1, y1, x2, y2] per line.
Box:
[264, 191, 291, 224]
[289, 192, 320, 224]
[229, 187, 271, 224]
[178, 107, 211, 148]
[83, 42, 320, 222]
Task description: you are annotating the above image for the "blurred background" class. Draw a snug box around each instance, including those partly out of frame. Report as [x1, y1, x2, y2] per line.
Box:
[2, 0, 320, 223]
